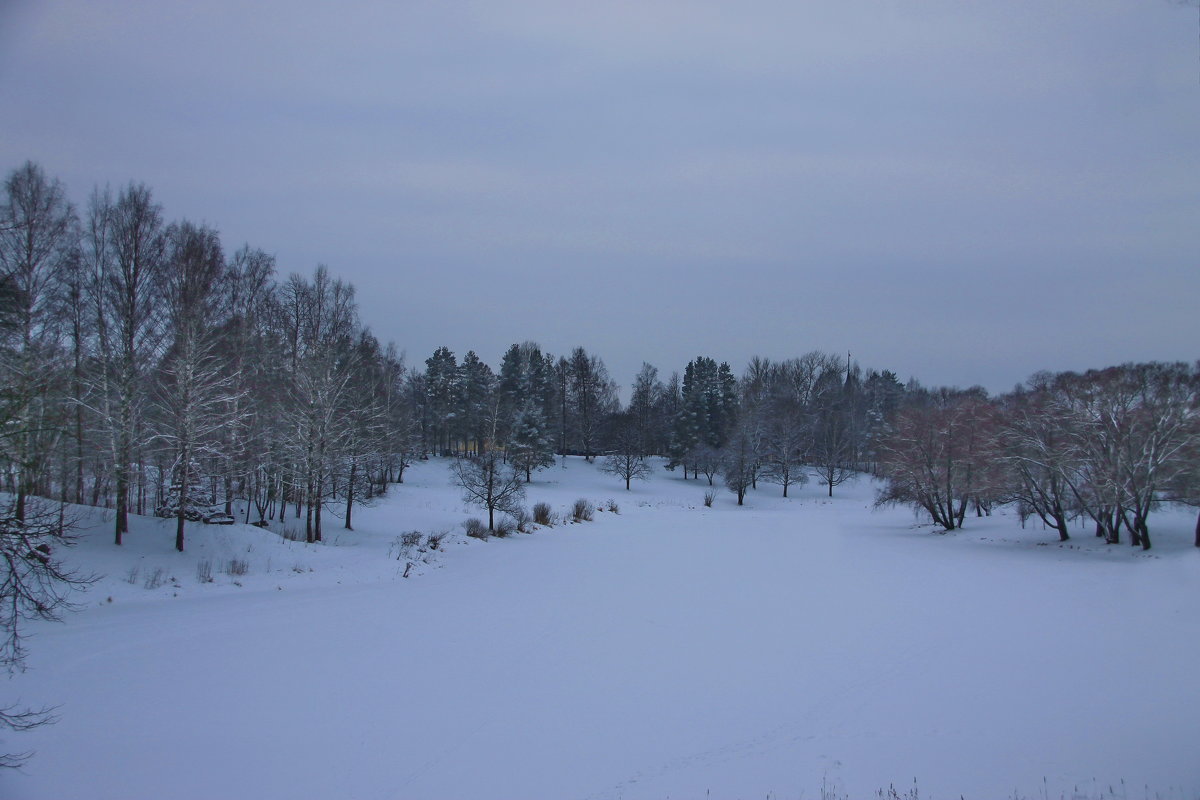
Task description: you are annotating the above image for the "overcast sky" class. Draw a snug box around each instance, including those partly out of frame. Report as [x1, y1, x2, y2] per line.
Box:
[1, 0, 1197, 393]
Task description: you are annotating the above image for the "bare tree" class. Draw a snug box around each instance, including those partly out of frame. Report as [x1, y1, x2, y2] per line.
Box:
[0, 162, 78, 521]
[1052, 364, 1200, 549]
[567, 347, 618, 460]
[997, 377, 1078, 541]
[0, 496, 91, 767]
[722, 418, 762, 506]
[600, 413, 654, 490]
[87, 184, 166, 544]
[154, 221, 234, 551]
[450, 449, 525, 530]
[339, 330, 388, 531]
[810, 365, 855, 497]
[277, 267, 360, 543]
[217, 245, 276, 518]
[628, 362, 665, 456]
[876, 390, 996, 531]
[760, 393, 808, 497]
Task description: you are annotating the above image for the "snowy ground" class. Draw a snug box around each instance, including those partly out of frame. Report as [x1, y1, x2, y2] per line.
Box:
[3, 458, 1198, 800]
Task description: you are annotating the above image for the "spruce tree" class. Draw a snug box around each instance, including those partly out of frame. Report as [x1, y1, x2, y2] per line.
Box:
[508, 401, 555, 482]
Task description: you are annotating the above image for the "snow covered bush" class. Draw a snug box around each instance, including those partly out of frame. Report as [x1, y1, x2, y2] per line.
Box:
[493, 517, 516, 538]
[572, 499, 594, 523]
[532, 502, 553, 527]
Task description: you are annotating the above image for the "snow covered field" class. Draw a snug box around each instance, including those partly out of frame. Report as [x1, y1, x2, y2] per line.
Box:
[3, 458, 1198, 800]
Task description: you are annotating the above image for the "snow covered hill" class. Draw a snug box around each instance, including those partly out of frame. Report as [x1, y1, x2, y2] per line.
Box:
[3, 457, 1198, 800]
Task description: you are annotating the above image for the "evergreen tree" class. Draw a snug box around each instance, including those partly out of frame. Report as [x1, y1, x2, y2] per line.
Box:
[457, 350, 494, 454]
[424, 346, 458, 455]
[671, 357, 739, 474]
[508, 400, 555, 482]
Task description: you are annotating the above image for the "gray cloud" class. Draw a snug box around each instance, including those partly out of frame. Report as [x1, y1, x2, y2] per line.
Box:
[1, 0, 1196, 392]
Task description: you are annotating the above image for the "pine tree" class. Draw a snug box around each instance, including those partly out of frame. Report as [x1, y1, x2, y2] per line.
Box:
[424, 346, 459, 455]
[457, 350, 494, 455]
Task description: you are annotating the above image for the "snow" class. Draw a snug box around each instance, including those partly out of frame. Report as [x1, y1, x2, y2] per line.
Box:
[3, 458, 1198, 800]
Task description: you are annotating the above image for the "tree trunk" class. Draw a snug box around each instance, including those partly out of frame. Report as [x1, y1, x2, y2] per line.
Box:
[1054, 512, 1070, 542]
[305, 477, 314, 543]
[314, 476, 323, 542]
[175, 453, 189, 552]
[344, 461, 356, 530]
[115, 469, 129, 545]
[175, 510, 186, 552]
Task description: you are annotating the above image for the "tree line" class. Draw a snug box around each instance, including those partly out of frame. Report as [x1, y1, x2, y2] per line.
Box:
[2, 159, 1198, 557]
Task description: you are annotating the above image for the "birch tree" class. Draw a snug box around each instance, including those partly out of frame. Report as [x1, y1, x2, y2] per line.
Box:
[88, 184, 166, 544]
[0, 162, 77, 521]
[155, 221, 233, 551]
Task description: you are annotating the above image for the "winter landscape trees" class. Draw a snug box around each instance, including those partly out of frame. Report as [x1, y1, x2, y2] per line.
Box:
[2, 159, 1199, 559]
[3, 157, 1200, 784]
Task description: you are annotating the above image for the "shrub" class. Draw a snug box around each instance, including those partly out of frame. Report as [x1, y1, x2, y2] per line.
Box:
[572, 498, 594, 523]
[606, 499, 619, 514]
[195, 559, 213, 584]
[143, 567, 167, 590]
[463, 517, 488, 540]
[426, 531, 447, 551]
[401, 531, 423, 549]
[532, 502, 553, 526]
[511, 506, 532, 533]
[493, 517, 516, 538]
[703, 490, 716, 507]
[225, 559, 249, 577]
